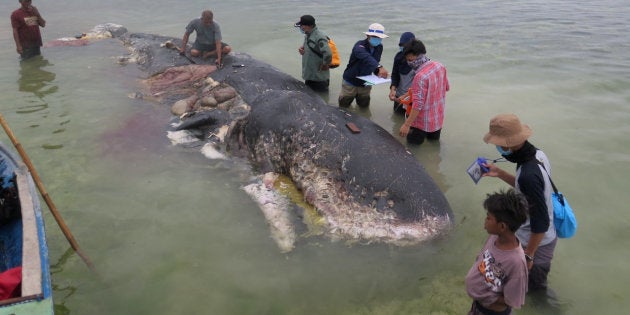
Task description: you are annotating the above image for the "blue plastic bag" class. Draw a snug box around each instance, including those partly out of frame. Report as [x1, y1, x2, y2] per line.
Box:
[552, 192, 577, 238]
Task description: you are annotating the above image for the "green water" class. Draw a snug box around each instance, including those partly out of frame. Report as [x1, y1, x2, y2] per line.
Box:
[1, 0, 629, 314]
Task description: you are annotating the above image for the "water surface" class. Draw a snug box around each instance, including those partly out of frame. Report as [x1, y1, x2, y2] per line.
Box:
[1, 0, 629, 314]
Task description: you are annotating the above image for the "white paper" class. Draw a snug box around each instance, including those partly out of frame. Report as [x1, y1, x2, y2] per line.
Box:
[357, 74, 391, 86]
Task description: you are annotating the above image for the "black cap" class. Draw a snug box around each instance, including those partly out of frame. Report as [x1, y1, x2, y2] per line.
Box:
[294, 15, 315, 27]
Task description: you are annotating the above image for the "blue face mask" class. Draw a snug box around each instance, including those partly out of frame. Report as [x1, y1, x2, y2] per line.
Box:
[496, 145, 513, 156]
[369, 37, 382, 47]
[298, 28, 305, 34]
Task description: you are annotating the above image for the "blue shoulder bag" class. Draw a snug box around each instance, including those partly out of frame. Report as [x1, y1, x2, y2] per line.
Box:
[539, 163, 578, 238]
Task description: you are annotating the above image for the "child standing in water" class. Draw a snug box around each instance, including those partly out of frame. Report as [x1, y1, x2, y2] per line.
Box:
[465, 189, 529, 315]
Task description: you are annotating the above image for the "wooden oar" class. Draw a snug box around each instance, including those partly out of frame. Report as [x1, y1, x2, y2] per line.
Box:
[0, 113, 96, 272]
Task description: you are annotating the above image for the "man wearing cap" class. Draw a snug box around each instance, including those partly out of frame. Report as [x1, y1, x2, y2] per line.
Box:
[389, 32, 416, 115]
[338, 23, 389, 108]
[180, 10, 232, 66]
[482, 114, 558, 291]
[295, 15, 332, 92]
[11, 0, 46, 60]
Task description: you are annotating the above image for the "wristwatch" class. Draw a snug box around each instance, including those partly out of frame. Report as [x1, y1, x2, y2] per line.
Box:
[525, 254, 534, 262]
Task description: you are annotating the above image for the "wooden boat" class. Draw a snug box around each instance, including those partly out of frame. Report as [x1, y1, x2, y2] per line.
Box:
[0, 141, 53, 314]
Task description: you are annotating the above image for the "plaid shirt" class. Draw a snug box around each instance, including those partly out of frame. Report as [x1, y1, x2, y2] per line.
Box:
[410, 61, 449, 132]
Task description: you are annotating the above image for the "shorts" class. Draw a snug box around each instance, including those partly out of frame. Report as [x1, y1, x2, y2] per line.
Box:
[20, 46, 41, 60]
[192, 41, 228, 53]
[469, 301, 512, 315]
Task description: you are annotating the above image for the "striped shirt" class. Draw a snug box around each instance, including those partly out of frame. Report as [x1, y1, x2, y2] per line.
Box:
[410, 61, 450, 132]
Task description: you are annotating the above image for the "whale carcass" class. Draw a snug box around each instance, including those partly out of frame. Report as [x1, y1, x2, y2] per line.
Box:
[91, 25, 454, 251]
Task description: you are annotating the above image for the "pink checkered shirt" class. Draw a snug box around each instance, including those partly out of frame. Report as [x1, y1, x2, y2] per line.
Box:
[410, 61, 450, 132]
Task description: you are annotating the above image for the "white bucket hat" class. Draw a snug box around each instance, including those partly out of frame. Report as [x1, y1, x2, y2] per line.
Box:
[363, 23, 389, 39]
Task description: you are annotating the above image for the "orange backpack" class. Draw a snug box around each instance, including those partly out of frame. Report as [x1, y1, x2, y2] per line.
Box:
[308, 36, 341, 69]
[326, 37, 341, 68]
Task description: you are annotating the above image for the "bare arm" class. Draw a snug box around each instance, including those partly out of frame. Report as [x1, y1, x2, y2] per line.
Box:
[215, 39, 222, 65]
[524, 232, 545, 269]
[13, 27, 22, 54]
[483, 163, 516, 187]
[32, 6, 45, 27]
[376, 66, 389, 78]
[180, 32, 190, 54]
[399, 107, 420, 137]
[389, 86, 397, 101]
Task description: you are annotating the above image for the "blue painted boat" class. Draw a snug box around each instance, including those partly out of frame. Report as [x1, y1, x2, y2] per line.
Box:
[0, 141, 53, 314]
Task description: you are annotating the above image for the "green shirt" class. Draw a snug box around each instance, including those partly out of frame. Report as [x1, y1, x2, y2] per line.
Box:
[302, 27, 332, 82]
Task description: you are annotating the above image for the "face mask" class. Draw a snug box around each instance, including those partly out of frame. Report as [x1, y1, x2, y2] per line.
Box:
[298, 28, 305, 34]
[496, 145, 513, 156]
[369, 37, 382, 47]
[406, 55, 429, 69]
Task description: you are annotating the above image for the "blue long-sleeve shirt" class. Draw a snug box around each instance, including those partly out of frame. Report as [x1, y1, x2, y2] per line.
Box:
[342, 39, 383, 87]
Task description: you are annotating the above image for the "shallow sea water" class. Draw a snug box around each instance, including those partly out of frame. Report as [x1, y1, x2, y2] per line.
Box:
[1, 0, 629, 314]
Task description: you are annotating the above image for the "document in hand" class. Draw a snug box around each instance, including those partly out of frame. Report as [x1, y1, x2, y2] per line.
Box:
[357, 74, 391, 86]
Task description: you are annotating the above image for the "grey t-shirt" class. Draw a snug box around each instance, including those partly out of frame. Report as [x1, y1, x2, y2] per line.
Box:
[465, 235, 528, 310]
[185, 19, 222, 45]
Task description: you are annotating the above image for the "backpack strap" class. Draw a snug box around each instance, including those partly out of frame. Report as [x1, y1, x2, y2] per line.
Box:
[307, 37, 327, 59]
[536, 160, 561, 198]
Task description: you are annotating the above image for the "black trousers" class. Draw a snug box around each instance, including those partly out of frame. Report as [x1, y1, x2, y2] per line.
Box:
[305, 80, 329, 92]
[407, 127, 441, 145]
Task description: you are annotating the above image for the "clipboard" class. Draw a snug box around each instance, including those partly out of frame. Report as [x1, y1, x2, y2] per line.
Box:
[357, 74, 391, 86]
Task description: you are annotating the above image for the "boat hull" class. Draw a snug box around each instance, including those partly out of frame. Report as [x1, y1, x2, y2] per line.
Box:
[0, 142, 53, 314]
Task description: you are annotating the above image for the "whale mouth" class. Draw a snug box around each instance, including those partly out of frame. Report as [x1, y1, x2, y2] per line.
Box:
[242, 171, 452, 252]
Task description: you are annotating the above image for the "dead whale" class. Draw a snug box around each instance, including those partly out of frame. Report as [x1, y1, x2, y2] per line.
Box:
[91, 25, 455, 250]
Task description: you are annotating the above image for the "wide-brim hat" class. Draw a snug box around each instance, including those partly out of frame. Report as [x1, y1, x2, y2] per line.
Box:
[364, 23, 389, 39]
[483, 114, 532, 147]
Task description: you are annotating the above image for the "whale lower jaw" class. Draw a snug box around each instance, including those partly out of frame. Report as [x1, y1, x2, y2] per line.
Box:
[248, 133, 452, 249]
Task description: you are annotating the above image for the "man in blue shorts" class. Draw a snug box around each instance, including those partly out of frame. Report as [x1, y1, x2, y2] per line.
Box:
[180, 10, 232, 66]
